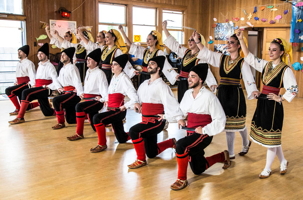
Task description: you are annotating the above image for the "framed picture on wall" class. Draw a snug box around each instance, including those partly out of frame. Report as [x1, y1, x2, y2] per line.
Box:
[214, 23, 234, 41]
[49, 19, 77, 38]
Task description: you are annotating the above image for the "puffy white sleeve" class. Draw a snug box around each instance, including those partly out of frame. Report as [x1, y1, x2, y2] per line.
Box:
[244, 52, 268, 73]
[202, 95, 226, 136]
[71, 66, 84, 96]
[82, 40, 103, 52]
[160, 84, 184, 122]
[122, 75, 139, 109]
[197, 47, 222, 68]
[98, 70, 109, 102]
[241, 61, 258, 99]
[129, 43, 146, 59]
[46, 65, 61, 90]
[164, 35, 188, 58]
[50, 38, 62, 48]
[282, 67, 298, 102]
[27, 61, 36, 86]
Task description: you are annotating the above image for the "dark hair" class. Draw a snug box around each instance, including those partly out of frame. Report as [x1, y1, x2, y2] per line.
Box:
[149, 31, 159, 46]
[99, 31, 105, 38]
[271, 38, 285, 51]
[230, 33, 241, 53]
[107, 30, 117, 42]
[65, 31, 73, 42]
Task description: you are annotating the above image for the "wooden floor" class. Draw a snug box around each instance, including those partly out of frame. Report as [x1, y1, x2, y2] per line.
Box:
[0, 95, 303, 200]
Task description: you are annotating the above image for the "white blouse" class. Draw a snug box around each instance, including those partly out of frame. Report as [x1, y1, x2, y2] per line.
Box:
[84, 67, 108, 102]
[15, 58, 36, 86]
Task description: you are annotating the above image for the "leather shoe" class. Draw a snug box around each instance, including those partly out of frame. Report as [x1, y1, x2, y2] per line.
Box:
[9, 118, 25, 124]
[259, 169, 271, 179]
[9, 110, 19, 116]
[170, 179, 188, 191]
[239, 140, 252, 156]
[90, 145, 107, 153]
[52, 123, 65, 130]
[280, 160, 288, 175]
[222, 150, 231, 169]
[128, 159, 147, 169]
[67, 134, 84, 141]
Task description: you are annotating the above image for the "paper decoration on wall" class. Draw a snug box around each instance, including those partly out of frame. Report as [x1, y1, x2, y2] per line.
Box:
[267, 6, 274, 9]
[239, 26, 248, 30]
[233, 17, 240, 22]
[271, 8, 278, 11]
[261, 18, 267, 22]
[243, 9, 247, 15]
[208, 36, 214, 44]
[253, 7, 257, 13]
[247, 13, 253, 20]
[296, 2, 303, 7]
[36, 34, 47, 41]
[297, 19, 303, 22]
[246, 22, 254, 27]
[292, 62, 302, 70]
[295, 29, 301, 33]
[270, 20, 276, 24]
[214, 23, 234, 40]
[213, 18, 217, 21]
[212, 24, 217, 28]
[260, 6, 265, 11]
[254, 17, 259, 21]
[275, 15, 282, 20]
[240, 17, 245, 21]
[284, 10, 289, 15]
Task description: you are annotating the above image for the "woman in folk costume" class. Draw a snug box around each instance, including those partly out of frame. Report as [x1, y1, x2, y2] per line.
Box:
[100, 29, 136, 84]
[162, 21, 217, 102]
[80, 29, 107, 53]
[45, 25, 77, 49]
[237, 31, 298, 178]
[194, 31, 259, 160]
[118, 25, 178, 86]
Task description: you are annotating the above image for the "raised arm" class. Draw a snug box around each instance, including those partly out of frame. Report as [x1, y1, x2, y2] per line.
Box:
[236, 30, 249, 57]
[118, 25, 132, 46]
[45, 25, 53, 40]
[162, 21, 171, 38]
[77, 28, 89, 45]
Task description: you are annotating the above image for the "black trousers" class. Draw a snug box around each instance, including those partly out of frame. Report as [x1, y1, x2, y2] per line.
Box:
[176, 133, 213, 175]
[129, 120, 166, 158]
[177, 79, 188, 103]
[93, 110, 128, 143]
[76, 100, 104, 131]
[5, 82, 29, 99]
[53, 92, 81, 124]
[21, 87, 54, 116]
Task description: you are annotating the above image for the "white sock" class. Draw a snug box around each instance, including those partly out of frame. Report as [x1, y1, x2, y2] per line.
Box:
[239, 128, 249, 147]
[226, 132, 235, 156]
[264, 147, 277, 171]
[276, 146, 287, 163]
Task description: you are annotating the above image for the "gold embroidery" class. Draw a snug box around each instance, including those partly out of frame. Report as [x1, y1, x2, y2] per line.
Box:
[262, 62, 287, 85]
[101, 46, 117, 61]
[183, 50, 199, 67]
[143, 49, 158, 64]
[223, 56, 242, 74]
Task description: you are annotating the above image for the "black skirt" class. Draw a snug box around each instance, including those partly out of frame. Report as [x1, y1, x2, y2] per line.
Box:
[217, 84, 246, 131]
[250, 94, 283, 147]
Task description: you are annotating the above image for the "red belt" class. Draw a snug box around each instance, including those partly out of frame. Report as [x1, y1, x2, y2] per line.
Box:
[36, 79, 52, 87]
[187, 113, 212, 134]
[141, 103, 164, 123]
[102, 64, 112, 70]
[108, 93, 124, 107]
[17, 76, 30, 84]
[63, 86, 75, 92]
[142, 66, 148, 72]
[261, 85, 280, 95]
[180, 70, 189, 78]
[83, 94, 99, 101]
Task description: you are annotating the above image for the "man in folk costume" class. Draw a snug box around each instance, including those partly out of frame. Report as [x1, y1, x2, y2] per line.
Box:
[127, 55, 183, 169]
[5, 45, 39, 115]
[67, 48, 108, 141]
[9, 43, 61, 124]
[51, 47, 84, 129]
[170, 64, 230, 191]
[90, 54, 139, 152]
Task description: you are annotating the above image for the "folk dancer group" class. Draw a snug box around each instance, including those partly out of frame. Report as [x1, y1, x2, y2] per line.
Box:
[6, 22, 298, 191]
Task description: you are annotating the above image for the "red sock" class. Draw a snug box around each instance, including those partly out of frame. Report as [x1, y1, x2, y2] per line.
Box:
[17, 100, 29, 118]
[55, 111, 65, 124]
[76, 112, 86, 136]
[132, 138, 146, 161]
[176, 153, 189, 180]
[157, 138, 174, 154]
[28, 102, 39, 110]
[94, 123, 106, 146]
[8, 94, 20, 110]
[205, 152, 225, 169]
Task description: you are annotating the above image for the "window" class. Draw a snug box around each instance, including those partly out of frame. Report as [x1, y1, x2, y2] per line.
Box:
[162, 10, 184, 44]
[132, 7, 156, 42]
[98, 3, 126, 32]
[0, 0, 23, 15]
[0, 20, 26, 94]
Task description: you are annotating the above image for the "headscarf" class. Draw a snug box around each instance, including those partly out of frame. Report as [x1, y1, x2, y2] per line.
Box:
[109, 29, 128, 54]
[150, 30, 164, 51]
[272, 38, 293, 65]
